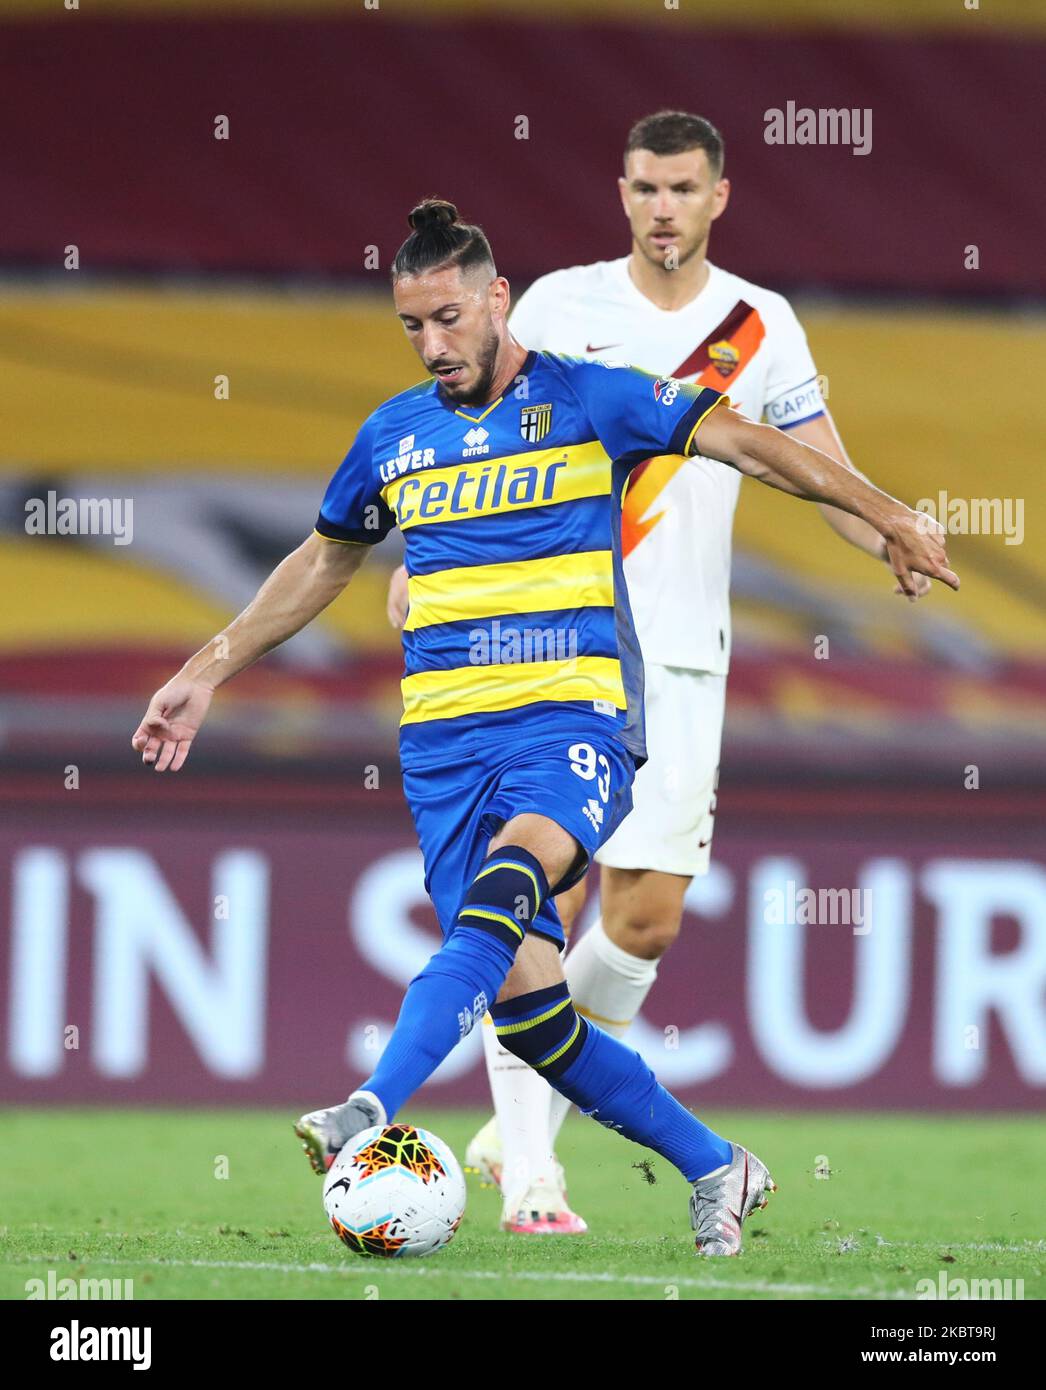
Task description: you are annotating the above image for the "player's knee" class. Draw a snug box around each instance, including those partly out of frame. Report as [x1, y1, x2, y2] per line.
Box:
[603, 906, 683, 961]
[490, 982, 586, 1077]
[489, 814, 578, 893]
[455, 844, 549, 950]
[601, 869, 689, 960]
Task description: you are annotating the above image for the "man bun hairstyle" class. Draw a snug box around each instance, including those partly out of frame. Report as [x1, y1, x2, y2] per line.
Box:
[392, 198, 496, 280]
[624, 110, 724, 178]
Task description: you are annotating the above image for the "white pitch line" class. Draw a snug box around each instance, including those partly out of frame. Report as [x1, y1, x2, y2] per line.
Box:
[16, 1226, 1046, 1254]
[4, 1255, 913, 1299]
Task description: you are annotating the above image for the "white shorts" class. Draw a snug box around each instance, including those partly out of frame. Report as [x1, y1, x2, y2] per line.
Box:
[596, 665, 726, 878]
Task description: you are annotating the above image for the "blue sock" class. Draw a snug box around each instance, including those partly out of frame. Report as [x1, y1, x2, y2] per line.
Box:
[559, 1022, 732, 1182]
[492, 982, 732, 1183]
[362, 847, 547, 1118]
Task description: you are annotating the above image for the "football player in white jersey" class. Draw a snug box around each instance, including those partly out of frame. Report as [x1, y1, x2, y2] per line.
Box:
[386, 111, 930, 1234]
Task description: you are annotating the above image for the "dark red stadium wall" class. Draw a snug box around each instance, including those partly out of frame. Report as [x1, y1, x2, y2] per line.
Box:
[2, 781, 1043, 1110]
[2, 15, 1041, 294]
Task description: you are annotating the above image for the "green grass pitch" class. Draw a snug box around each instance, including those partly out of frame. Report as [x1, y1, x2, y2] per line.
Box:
[2, 1107, 1042, 1301]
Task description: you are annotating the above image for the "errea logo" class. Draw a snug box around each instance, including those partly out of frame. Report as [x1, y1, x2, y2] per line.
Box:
[462, 426, 490, 459]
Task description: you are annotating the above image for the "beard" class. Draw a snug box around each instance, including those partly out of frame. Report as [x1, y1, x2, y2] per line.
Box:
[437, 324, 501, 405]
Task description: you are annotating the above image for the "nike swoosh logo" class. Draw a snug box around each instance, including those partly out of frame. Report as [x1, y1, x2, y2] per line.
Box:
[586, 342, 622, 353]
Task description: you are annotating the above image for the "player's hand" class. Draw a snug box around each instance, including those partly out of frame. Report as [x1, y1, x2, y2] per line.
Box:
[879, 538, 932, 600]
[894, 572, 933, 600]
[881, 507, 959, 598]
[387, 563, 410, 629]
[131, 676, 214, 772]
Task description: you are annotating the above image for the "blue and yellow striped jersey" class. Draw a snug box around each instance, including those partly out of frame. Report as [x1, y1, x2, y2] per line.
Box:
[316, 351, 724, 760]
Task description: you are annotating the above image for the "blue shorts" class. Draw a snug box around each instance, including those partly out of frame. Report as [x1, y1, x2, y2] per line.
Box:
[400, 712, 637, 948]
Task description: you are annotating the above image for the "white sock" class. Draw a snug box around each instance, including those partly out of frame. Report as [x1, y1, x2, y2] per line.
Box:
[481, 1014, 556, 1200]
[548, 917, 660, 1145]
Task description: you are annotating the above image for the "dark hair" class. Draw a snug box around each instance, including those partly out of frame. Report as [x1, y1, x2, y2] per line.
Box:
[391, 198, 496, 280]
[624, 111, 724, 177]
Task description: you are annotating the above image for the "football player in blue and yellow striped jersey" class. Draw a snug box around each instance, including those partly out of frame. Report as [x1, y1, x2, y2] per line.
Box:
[132, 199, 957, 1253]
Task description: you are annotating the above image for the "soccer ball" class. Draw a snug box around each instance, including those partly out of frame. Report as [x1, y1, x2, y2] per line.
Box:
[322, 1123, 466, 1258]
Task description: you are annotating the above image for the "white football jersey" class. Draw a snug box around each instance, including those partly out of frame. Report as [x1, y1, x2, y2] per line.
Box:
[508, 257, 825, 673]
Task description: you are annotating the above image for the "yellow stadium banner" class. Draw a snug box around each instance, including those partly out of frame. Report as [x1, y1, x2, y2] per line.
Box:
[3, 285, 1045, 659]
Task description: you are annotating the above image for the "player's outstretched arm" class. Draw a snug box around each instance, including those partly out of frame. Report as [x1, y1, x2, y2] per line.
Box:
[131, 532, 368, 772]
[789, 411, 931, 600]
[692, 405, 959, 597]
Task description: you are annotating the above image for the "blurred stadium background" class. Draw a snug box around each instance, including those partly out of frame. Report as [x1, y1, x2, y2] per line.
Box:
[1, 0, 1043, 1117]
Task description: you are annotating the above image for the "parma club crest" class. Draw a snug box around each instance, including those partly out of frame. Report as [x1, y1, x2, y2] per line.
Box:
[520, 402, 553, 443]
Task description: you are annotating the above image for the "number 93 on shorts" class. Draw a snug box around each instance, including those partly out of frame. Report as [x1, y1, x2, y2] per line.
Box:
[474, 724, 637, 896]
[401, 718, 638, 944]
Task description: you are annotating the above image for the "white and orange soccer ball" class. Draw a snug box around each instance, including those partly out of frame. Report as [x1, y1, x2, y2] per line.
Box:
[322, 1124, 466, 1258]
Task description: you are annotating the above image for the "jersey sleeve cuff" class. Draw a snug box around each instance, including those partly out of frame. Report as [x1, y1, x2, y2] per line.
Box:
[314, 513, 381, 545]
[676, 390, 730, 456]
